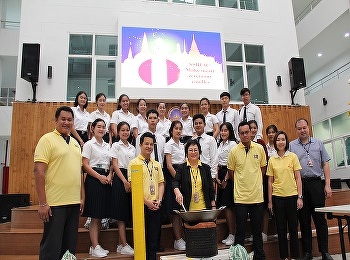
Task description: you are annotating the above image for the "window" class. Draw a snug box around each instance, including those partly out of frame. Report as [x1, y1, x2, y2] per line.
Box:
[240, 0, 258, 10]
[313, 112, 350, 169]
[67, 34, 117, 101]
[219, 0, 238, 8]
[225, 42, 267, 103]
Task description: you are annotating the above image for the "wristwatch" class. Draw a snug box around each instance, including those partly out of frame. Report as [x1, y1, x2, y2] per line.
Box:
[298, 195, 303, 199]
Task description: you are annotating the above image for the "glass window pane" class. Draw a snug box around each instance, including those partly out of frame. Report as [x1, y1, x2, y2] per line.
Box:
[245, 44, 264, 63]
[67, 58, 91, 101]
[246, 65, 268, 104]
[345, 137, 350, 166]
[225, 43, 242, 62]
[227, 65, 244, 101]
[313, 120, 331, 140]
[240, 0, 258, 10]
[324, 143, 334, 169]
[196, 0, 215, 6]
[334, 140, 345, 167]
[69, 35, 92, 55]
[9, 88, 15, 97]
[219, 0, 238, 8]
[1, 88, 8, 97]
[96, 60, 116, 99]
[331, 112, 350, 137]
[173, 0, 194, 3]
[95, 35, 118, 56]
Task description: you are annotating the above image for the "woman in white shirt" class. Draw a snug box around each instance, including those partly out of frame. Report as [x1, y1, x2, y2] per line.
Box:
[216, 122, 237, 246]
[82, 118, 112, 258]
[164, 121, 186, 251]
[88, 93, 111, 144]
[110, 121, 136, 255]
[110, 94, 137, 144]
[199, 97, 219, 139]
[71, 91, 89, 147]
[134, 98, 148, 136]
[156, 102, 172, 141]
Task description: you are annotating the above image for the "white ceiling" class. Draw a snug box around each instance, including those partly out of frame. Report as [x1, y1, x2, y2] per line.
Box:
[292, 0, 350, 77]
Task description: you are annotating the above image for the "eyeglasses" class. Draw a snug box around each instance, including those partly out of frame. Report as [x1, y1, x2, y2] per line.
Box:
[239, 131, 250, 135]
[188, 149, 199, 153]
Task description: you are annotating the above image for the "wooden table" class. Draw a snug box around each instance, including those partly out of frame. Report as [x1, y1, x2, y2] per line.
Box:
[315, 205, 350, 260]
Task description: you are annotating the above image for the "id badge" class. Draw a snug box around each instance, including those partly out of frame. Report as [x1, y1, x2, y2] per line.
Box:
[150, 182, 155, 195]
[307, 155, 313, 167]
[194, 192, 199, 203]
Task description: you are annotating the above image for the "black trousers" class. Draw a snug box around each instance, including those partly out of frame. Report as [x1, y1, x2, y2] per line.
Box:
[39, 204, 80, 260]
[235, 203, 266, 260]
[273, 195, 299, 259]
[299, 178, 328, 254]
[145, 206, 162, 260]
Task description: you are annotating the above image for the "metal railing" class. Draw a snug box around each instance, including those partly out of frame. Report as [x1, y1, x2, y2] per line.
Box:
[0, 20, 20, 29]
[294, 0, 322, 25]
[305, 62, 350, 95]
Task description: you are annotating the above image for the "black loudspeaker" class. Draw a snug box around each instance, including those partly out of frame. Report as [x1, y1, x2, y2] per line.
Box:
[21, 43, 40, 83]
[0, 194, 30, 223]
[288, 57, 306, 90]
[47, 65, 52, 79]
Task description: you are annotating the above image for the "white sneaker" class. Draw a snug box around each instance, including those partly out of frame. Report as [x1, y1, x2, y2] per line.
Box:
[84, 217, 91, 230]
[89, 245, 109, 255]
[174, 238, 186, 251]
[222, 234, 229, 244]
[120, 244, 134, 255]
[262, 232, 267, 242]
[225, 234, 235, 246]
[91, 245, 108, 258]
[116, 244, 122, 253]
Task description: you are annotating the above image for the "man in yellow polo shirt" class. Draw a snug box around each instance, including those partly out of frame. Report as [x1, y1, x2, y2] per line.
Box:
[34, 106, 85, 260]
[128, 132, 165, 260]
[227, 121, 267, 260]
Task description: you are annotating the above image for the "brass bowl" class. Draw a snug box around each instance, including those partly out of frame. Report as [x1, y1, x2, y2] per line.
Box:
[174, 206, 226, 223]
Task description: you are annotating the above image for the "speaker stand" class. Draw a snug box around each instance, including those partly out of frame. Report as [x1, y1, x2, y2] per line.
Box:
[290, 89, 297, 105]
[30, 81, 37, 103]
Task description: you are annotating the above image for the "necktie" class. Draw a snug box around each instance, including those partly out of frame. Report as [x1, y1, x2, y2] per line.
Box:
[153, 134, 159, 162]
[223, 111, 227, 123]
[197, 136, 201, 143]
[243, 106, 247, 122]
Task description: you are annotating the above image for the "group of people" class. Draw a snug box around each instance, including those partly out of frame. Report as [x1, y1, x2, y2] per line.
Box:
[33, 88, 334, 260]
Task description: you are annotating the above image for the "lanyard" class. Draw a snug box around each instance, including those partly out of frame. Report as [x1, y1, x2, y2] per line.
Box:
[144, 159, 153, 181]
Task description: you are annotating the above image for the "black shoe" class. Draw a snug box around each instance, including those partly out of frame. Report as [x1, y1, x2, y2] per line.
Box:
[302, 252, 313, 260]
[157, 247, 164, 252]
[322, 253, 334, 260]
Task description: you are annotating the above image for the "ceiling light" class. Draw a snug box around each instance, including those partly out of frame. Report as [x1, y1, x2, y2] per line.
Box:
[345, 32, 350, 38]
[317, 53, 323, 57]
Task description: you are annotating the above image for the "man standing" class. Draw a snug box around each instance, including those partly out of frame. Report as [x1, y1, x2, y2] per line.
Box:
[128, 132, 165, 260]
[192, 113, 218, 178]
[289, 118, 333, 260]
[136, 109, 166, 166]
[34, 106, 85, 260]
[239, 88, 263, 139]
[227, 121, 267, 260]
[216, 91, 239, 138]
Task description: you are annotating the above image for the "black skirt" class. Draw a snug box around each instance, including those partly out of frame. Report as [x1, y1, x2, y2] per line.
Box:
[163, 164, 181, 215]
[216, 166, 234, 208]
[110, 168, 132, 222]
[82, 168, 111, 218]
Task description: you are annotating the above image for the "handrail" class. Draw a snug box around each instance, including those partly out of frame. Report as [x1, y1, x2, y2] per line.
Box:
[0, 20, 20, 29]
[305, 62, 350, 95]
[294, 0, 322, 25]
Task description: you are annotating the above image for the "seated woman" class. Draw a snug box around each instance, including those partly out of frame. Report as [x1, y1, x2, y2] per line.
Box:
[173, 139, 216, 211]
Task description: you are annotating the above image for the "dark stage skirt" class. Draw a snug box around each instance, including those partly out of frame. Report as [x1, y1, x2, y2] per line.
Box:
[82, 167, 111, 219]
[216, 166, 234, 208]
[110, 168, 132, 222]
[163, 164, 181, 215]
[72, 130, 89, 143]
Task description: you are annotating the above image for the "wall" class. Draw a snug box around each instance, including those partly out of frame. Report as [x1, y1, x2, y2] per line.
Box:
[15, 0, 305, 105]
